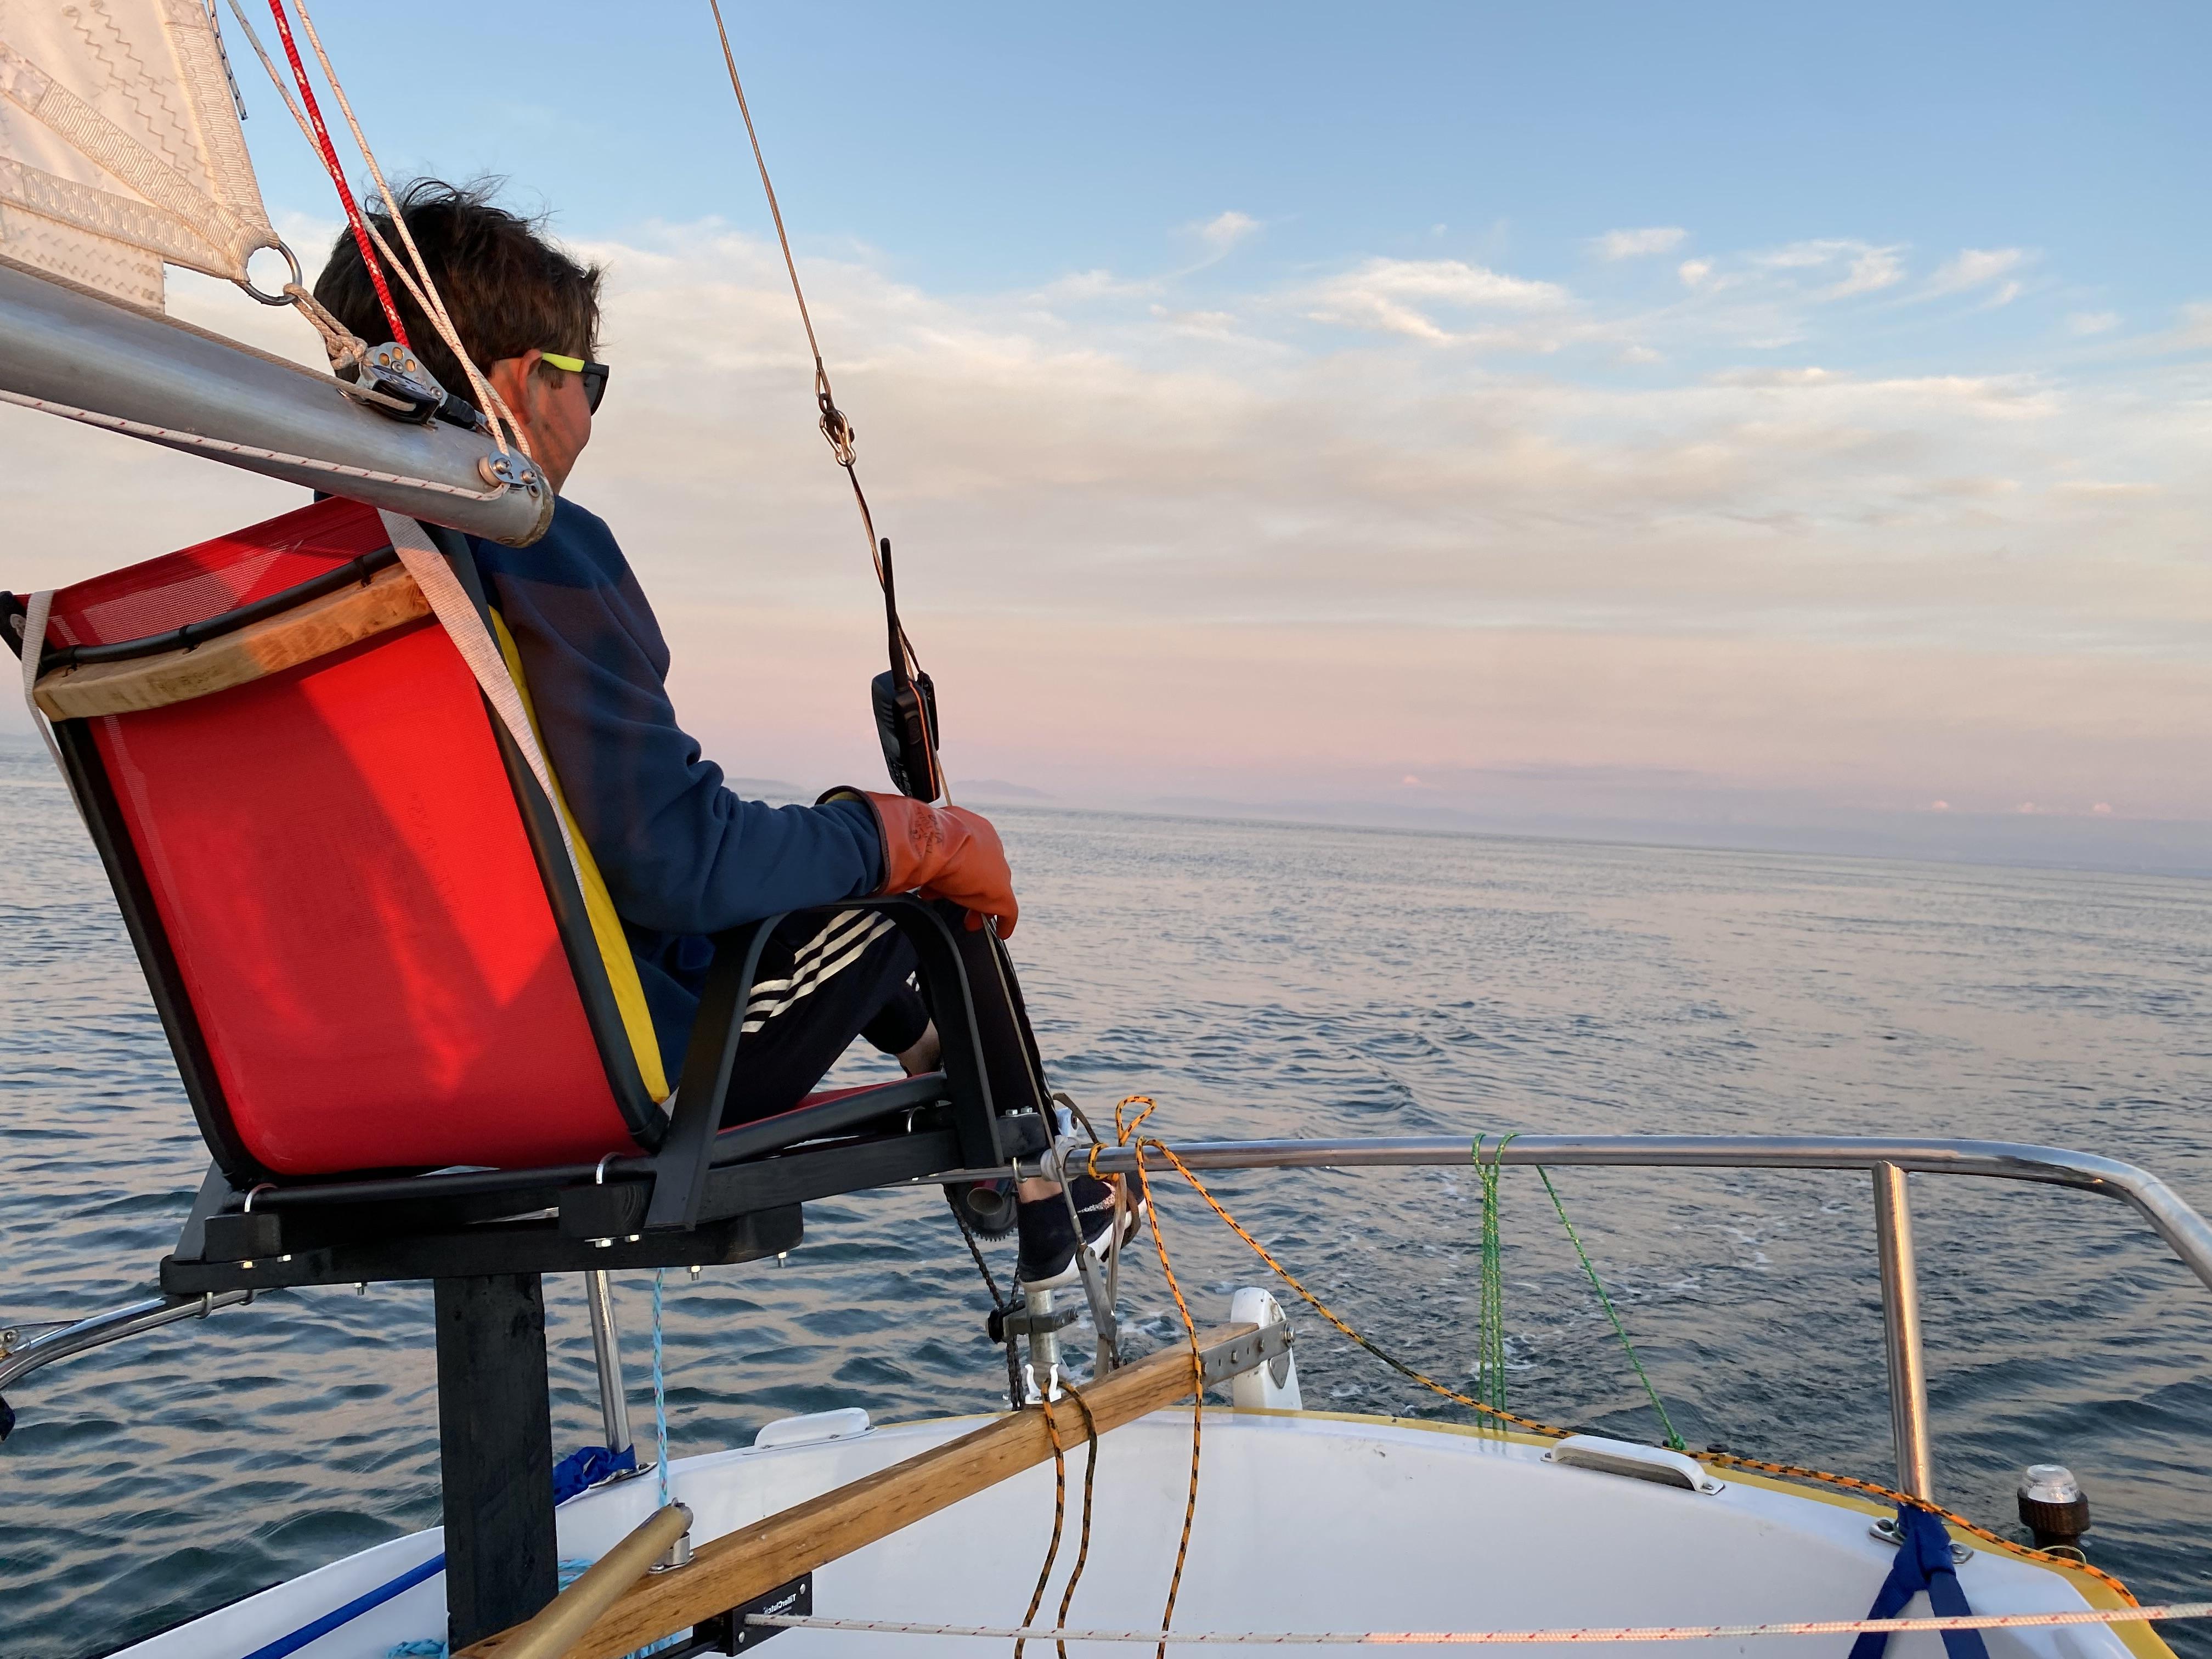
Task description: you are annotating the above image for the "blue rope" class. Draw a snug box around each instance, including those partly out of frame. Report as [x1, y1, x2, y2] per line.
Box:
[652, 1266, 670, 1509]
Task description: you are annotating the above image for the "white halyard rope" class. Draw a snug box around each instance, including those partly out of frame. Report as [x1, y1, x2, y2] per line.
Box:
[0, 386, 504, 500]
[745, 1603, 2212, 1645]
[281, 0, 523, 458]
[220, 0, 525, 456]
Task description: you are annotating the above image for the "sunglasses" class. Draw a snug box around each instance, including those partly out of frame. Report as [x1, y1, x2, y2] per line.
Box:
[539, 351, 609, 414]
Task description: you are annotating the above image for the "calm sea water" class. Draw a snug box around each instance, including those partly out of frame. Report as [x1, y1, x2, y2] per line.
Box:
[3, 737, 2209, 1659]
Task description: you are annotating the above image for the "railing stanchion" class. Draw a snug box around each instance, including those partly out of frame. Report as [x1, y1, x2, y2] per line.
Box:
[585, 1269, 634, 1458]
[1872, 1162, 1934, 1498]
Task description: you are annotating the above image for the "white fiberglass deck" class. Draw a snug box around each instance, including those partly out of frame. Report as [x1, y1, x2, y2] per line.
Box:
[112, 1408, 2159, 1659]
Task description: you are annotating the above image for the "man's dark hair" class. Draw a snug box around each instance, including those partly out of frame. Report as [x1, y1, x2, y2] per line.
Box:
[313, 178, 601, 400]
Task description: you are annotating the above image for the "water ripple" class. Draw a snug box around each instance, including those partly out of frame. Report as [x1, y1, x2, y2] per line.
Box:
[2, 755, 2208, 1658]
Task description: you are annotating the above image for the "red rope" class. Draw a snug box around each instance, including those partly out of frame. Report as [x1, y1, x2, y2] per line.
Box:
[263, 0, 407, 346]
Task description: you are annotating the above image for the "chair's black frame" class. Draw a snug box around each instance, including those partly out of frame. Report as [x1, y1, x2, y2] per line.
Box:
[5, 524, 1059, 1647]
[8, 537, 1056, 1289]
[149, 892, 1051, 1292]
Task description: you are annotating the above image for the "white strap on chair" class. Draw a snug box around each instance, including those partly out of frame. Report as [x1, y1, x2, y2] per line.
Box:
[376, 510, 584, 887]
[17, 589, 87, 828]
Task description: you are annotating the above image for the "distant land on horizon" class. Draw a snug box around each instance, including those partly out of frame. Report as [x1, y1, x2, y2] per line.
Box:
[1120, 793, 2212, 881]
[746, 757, 2209, 879]
[4, 739, 2201, 882]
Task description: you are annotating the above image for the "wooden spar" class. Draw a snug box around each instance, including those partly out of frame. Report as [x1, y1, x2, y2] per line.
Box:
[456, 1323, 1266, 1659]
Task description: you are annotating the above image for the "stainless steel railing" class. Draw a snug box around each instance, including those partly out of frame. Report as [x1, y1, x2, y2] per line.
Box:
[7, 1136, 2207, 1505]
[584, 1268, 636, 1459]
[1045, 1133, 2212, 1498]
[1871, 1163, 1934, 1497]
[0, 1289, 256, 1391]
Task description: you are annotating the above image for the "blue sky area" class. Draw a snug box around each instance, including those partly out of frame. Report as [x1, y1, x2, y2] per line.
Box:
[267, 2, 2210, 376]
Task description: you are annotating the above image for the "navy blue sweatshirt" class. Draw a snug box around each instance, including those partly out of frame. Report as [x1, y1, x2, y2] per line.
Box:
[469, 497, 884, 1082]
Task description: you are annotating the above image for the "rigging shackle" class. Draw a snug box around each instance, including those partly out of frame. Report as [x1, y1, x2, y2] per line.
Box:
[817, 372, 857, 469]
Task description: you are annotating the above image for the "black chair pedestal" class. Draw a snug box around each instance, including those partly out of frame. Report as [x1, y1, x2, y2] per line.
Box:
[434, 1272, 560, 1649]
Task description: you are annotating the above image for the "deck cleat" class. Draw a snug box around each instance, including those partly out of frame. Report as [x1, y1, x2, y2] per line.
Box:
[1022, 1359, 1064, 1406]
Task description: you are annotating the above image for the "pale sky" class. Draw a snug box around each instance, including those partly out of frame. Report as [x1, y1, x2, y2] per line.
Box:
[5, 2, 2209, 865]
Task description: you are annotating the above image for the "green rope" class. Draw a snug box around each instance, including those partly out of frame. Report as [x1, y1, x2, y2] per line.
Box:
[1533, 1165, 1685, 1451]
[1470, 1133, 1516, 1426]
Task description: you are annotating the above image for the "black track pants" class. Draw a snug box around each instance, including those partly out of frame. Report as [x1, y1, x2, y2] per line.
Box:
[715, 910, 932, 1127]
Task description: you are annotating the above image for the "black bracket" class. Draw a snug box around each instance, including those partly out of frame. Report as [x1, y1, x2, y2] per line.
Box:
[667, 1572, 813, 1657]
[988, 1300, 1078, 1345]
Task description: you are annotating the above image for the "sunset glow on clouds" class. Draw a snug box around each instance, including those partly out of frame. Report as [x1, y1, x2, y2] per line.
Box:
[3, 2, 2207, 865]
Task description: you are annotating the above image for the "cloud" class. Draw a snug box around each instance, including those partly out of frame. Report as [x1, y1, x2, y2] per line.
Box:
[1300, 257, 1572, 343]
[1828, 246, 1906, 298]
[1689, 239, 1905, 303]
[1040, 268, 1158, 302]
[1926, 247, 2030, 297]
[7, 217, 2207, 829]
[2049, 479, 2157, 500]
[1191, 210, 1261, 263]
[1149, 304, 1246, 340]
[1757, 239, 1860, 271]
[1593, 226, 1687, 260]
[2067, 311, 2120, 336]
[2140, 300, 2212, 354]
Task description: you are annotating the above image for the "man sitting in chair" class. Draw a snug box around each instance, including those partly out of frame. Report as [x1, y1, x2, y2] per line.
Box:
[314, 179, 1133, 1289]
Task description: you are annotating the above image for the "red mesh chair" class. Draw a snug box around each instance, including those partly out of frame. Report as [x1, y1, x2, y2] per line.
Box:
[7, 496, 1048, 1284]
[8, 495, 1059, 1647]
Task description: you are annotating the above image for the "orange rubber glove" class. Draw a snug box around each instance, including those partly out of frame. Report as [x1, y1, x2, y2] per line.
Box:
[823, 789, 1019, 937]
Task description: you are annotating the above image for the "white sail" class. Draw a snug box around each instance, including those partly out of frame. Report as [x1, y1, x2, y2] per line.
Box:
[0, 0, 273, 309]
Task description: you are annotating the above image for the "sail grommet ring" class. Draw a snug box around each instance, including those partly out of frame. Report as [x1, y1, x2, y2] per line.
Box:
[235, 240, 307, 307]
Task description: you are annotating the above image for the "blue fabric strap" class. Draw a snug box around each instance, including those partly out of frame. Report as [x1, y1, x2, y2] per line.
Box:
[551, 1442, 637, 1505]
[1847, 1505, 1990, 1659]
